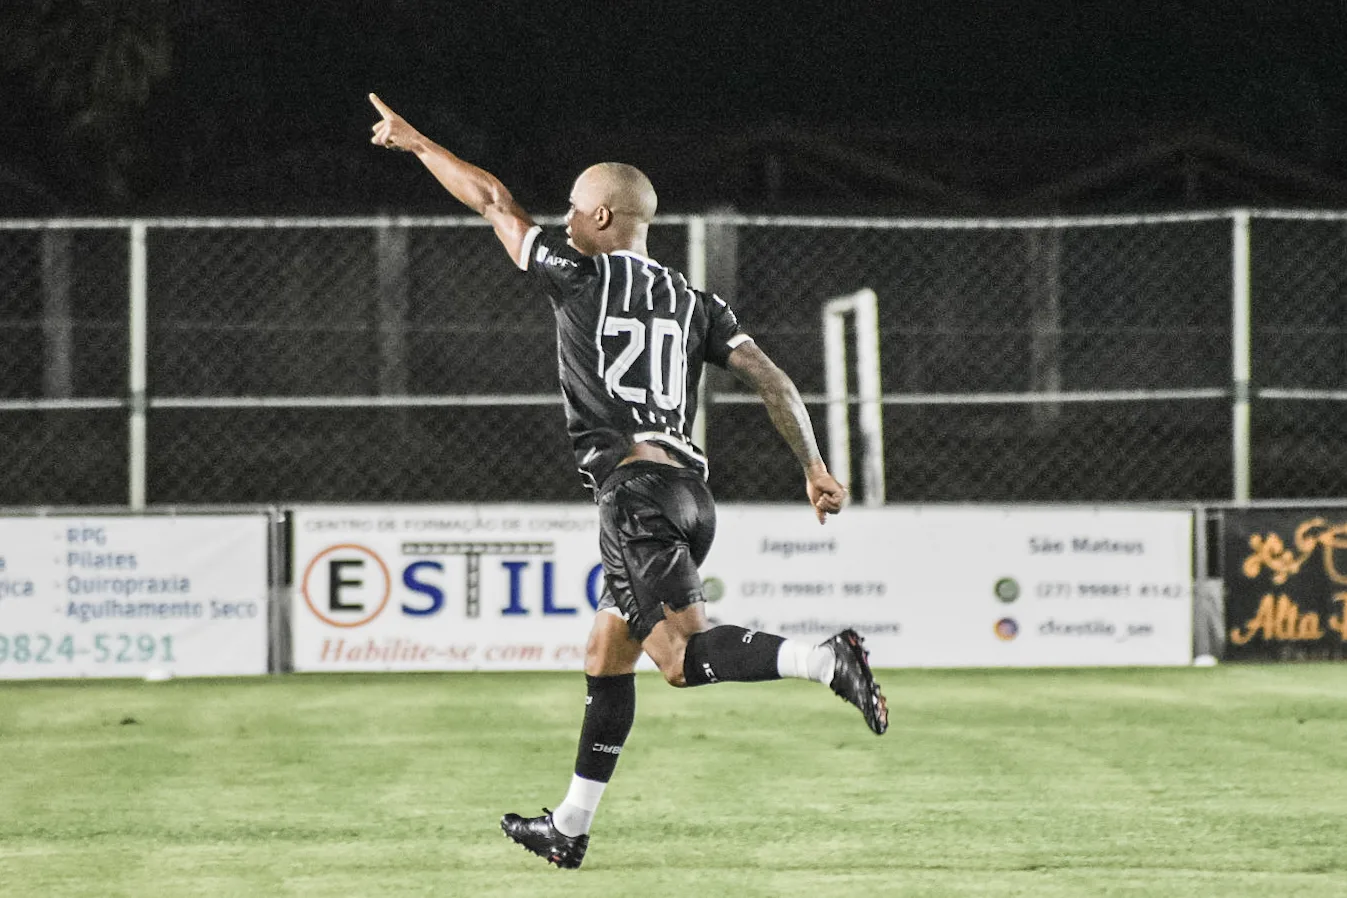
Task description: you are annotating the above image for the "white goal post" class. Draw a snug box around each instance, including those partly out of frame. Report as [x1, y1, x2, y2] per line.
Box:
[823, 288, 885, 506]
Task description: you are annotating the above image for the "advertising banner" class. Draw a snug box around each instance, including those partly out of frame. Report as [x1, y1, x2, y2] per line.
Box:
[291, 505, 604, 672]
[1223, 508, 1347, 661]
[0, 515, 270, 679]
[292, 504, 1193, 671]
[704, 506, 1193, 668]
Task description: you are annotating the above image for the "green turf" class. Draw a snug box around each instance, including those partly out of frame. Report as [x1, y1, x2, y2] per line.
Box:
[2, 666, 1346, 897]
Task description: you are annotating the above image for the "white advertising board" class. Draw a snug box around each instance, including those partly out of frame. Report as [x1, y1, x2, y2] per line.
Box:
[291, 506, 605, 672]
[0, 515, 270, 679]
[291, 504, 1192, 672]
[704, 506, 1194, 667]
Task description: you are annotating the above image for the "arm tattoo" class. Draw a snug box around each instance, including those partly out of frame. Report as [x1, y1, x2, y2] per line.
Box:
[731, 346, 821, 469]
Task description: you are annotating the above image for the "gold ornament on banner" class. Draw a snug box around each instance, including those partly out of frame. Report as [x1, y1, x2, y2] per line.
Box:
[1242, 519, 1347, 586]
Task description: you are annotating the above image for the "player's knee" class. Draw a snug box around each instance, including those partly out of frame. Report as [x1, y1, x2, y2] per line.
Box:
[583, 641, 608, 676]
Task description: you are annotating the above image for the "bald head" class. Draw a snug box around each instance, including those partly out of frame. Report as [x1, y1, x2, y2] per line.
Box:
[576, 163, 658, 223]
[566, 163, 658, 255]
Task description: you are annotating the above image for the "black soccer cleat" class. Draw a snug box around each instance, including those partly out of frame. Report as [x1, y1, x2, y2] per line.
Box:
[500, 808, 589, 869]
[825, 629, 889, 735]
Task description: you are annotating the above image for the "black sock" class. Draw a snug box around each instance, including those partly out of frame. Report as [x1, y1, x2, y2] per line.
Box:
[682, 626, 786, 687]
[573, 673, 636, 783]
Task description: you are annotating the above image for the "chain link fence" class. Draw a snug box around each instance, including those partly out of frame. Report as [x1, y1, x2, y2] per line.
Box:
[1, 212, 1344, 507]
[1248, 214, 1347, 499]
[1, 227, 129, 505]
[721, 217, 1234, 502]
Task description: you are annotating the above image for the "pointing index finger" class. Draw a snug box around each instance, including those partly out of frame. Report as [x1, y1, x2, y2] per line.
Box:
[368, 93, 395, 119]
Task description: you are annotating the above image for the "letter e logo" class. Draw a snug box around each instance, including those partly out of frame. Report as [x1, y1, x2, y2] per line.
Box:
[302, 544, 391, 627]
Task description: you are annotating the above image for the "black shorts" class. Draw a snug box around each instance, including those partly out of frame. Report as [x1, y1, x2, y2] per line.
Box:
[595, 461, 717, 642]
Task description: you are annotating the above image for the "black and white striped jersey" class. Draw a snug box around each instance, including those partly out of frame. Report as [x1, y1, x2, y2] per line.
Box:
[517, 225, 752, 494]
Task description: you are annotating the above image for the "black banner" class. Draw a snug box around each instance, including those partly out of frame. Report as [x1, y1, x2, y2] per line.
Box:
[1224, 508, 1347, 661]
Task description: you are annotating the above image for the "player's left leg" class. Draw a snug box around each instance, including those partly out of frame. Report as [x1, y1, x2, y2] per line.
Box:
[553, 609, 641, 837]
[500, 609, 642, 869]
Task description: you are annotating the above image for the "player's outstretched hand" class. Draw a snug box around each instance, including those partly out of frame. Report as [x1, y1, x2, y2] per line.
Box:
[805, 462, 847, 524]
[369, 93, 423, 153]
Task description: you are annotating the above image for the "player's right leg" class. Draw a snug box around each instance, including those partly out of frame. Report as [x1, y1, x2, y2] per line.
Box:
[604, 462, 888, 734]
[643, 613, 887, 735]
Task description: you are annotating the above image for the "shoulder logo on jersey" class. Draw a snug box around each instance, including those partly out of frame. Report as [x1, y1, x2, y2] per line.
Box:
[539, 244, 578, 269]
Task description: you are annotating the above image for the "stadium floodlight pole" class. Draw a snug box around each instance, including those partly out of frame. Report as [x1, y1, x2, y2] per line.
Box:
[1230, 210, 1252, 504]
[128, 222, 148, 511]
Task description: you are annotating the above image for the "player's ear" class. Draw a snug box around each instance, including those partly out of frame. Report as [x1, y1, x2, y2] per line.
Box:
[594, 205, 612, 230]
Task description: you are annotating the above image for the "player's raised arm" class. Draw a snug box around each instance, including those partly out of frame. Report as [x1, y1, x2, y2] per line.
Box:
[368, 93, 534, 266]
[726, 341, 847, 523]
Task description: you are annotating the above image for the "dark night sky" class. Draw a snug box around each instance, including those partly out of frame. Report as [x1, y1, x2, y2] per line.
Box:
[4, 1, 1347, 214]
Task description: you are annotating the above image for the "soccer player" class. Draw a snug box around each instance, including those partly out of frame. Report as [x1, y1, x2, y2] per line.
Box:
[369, 94, 888, 870]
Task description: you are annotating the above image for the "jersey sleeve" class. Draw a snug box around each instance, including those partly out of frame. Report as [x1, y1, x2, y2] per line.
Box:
[703, 291, 754, 368]
[516, 225, 599, 304]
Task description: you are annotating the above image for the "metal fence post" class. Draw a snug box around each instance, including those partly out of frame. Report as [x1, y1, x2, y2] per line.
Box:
[267, 506, 291, 674]
[687, 216, 709, 450]
[41, 229, 74, 399]
[1230, 210, 1252, 503]
[375, 222, 410, 397]
[128, 222, 148, 510]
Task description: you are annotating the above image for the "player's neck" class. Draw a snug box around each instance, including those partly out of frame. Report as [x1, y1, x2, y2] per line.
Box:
[613, 239, 650, 259]
[596, 223, 649, 259]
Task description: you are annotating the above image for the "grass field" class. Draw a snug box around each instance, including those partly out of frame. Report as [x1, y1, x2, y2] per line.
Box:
[2, 666, 1346, 898]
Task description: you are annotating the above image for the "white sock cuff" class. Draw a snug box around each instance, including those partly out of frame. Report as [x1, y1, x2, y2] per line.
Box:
[554, 775, 608, 837]
[777, 640, 836, 684]
[777, 639, 814, 680]
[562, 774, 607, 813]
